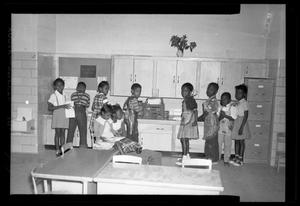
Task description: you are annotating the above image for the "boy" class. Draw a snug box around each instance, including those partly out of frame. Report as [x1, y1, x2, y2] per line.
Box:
[123, 83, 143, 142]
[66, 82, 90, 148]
[198, 82, 220, 163]
[217, 92, 237, 166]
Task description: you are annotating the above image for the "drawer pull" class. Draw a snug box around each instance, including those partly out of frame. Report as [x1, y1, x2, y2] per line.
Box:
[258, 85, 264, 88]
[255, 124, 261, 128]
[256, 105, 263, 108]
[156, 128, 164, 130]
[254, 143, 260, 147]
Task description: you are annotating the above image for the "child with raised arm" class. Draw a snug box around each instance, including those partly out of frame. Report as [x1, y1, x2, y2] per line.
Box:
[198, 82, 220, 163]
[48, 78, 71, 156]
[176, 83, 199, 166]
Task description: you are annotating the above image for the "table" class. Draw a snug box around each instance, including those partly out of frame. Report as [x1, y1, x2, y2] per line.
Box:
[31, 148, 116, 194]
[94, 163, 224, 195]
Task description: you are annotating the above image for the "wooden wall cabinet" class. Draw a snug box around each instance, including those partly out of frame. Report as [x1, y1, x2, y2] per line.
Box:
[111, 56, 154, 97]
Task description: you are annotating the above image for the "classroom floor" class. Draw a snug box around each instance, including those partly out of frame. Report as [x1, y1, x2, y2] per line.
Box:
[10, 149, 285, 202]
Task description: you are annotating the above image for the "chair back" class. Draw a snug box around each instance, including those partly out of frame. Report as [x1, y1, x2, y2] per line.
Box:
[112, 155, 142, 165]
[182, 158, 212, 171]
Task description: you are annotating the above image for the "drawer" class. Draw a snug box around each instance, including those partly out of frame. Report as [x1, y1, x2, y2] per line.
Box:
[139, 124, 172, 133]
[248, 121, 270, 139]
[248, 102, 272, 121]
[245, 79, 274, 101]
[245, 136, 269, 160]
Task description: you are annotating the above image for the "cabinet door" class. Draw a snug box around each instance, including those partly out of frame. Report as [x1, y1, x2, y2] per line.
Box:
[199, 62, 221, 99]
[156, 60, 177, 98]
[112, 57, 134, 96]
[219, 62, 244, 99]
[242, 62, 267, 78]
[175, 60, 198, 98]
[133, 59, 154, 97]
[140, 133, 172, 151]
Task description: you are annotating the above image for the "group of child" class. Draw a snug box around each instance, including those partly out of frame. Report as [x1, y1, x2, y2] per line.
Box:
[176, 81, 251, 167]
[48, 77, 250, 167]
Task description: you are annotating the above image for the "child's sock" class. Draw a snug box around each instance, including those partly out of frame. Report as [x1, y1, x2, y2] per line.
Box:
[187, 153, 190, 159]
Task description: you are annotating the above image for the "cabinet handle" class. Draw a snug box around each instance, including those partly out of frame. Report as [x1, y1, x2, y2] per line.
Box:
[256, 105, 263, 108]
[258, 85, 264, 88]
[173, 75, 176, 83]
[134, 74, 136, 82]
[255, 124, 261, 128]
[254, 143, 260, 147]
[177, 76, 179, 83]
[130, 74, 133, 82]
[221, 78, 223, 85]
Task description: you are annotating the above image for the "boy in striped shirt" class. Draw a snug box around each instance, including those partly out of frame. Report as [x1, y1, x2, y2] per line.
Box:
[66, 82, 90, 148]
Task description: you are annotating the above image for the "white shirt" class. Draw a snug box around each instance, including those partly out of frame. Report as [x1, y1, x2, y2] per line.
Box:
[112, 119, 124, 131]
[235, 98, 249, 117]
[48, 90, 67, 106]
[95, 116, 114, 138]
[217, 102, 237, 119]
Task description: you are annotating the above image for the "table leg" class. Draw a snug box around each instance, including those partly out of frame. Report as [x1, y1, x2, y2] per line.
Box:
[43, 180, 48, 193]
[82, 181, 88, 194]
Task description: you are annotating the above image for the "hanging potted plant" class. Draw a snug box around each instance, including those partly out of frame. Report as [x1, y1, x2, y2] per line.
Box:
[170, 34, 197, 57]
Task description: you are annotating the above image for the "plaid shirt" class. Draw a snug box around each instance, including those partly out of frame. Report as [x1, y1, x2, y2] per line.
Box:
[113, 138, 142, 154]
[89, 93, 107, 137]
[71, 91, 90, 107]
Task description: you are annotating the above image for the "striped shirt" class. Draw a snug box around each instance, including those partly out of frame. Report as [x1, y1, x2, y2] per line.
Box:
[71, 91, 90, 107]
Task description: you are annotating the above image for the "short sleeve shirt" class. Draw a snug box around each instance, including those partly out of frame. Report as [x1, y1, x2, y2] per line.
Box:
[48, 90, 67, 106]
[236, 98, 249, 117]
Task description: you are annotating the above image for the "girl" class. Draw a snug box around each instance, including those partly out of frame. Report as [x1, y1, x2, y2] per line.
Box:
[48, 78, 71, 156]
[176, 83, 199, 165]
[198, 82, 220, 163]
[111, 104, 126, 137]
[230, 84, 251, 166]
[89, 81, 110, 143]
[93, 104, 123, 150]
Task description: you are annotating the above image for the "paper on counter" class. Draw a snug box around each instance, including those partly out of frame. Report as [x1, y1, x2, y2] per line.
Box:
[147, 98, 161, 105]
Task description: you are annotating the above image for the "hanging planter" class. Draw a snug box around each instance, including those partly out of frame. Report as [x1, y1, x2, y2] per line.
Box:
[170, 34, 197, 57]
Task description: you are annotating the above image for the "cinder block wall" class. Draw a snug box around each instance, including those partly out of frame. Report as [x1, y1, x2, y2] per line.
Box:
[11, 52, 38, 153]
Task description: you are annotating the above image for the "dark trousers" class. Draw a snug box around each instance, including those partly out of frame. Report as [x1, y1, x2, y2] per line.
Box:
[204, 134, 219, 162]
[66, 105, 87, 148]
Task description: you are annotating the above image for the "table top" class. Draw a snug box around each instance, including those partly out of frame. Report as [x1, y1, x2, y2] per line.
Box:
[94, 163, 223, 191]
[33, 148, 115, 181]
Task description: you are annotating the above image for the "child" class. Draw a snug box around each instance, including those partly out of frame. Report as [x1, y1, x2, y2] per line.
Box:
[230, 84, 251, 166]
[176, 83, 199, 165]
[198, 82, 220, 163]
[217, 92, 237, 166]
[123, 83, 143, 143]
[89, 81, 110, 143]
[111, 104, 126, 137]
[93, 104, 123, 150]
[48, 78, 71, 156]
[66, 82, 90, 148]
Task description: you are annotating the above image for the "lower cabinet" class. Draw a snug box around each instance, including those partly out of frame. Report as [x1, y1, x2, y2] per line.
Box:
[43, 115, 92, 147]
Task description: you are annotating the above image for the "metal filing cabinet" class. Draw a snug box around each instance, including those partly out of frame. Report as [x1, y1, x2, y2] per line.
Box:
[244, 78, 274, 163]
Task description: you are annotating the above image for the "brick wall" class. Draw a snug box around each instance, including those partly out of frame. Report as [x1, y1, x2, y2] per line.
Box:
[11, 51, 38, 153]
[270, 59, 285, 166]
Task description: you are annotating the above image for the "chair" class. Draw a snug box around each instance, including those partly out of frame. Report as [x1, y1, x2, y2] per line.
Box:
[112, 155, 142, 165]
[182, 158, 212, 171]
[276, 132, 285, 172]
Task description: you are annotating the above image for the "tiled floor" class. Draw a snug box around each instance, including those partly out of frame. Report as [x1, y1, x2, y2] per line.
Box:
[10, 149, 285, 201]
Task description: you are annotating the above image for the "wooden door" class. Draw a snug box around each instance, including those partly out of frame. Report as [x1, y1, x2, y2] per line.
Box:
[198, 62, 221, 99]
[112, 57, 134, 96]
[219, 62, 244, 99]
[133, 59, 154, 97]
[175, 60, 198, 98]
[156, 59, 177, 98]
